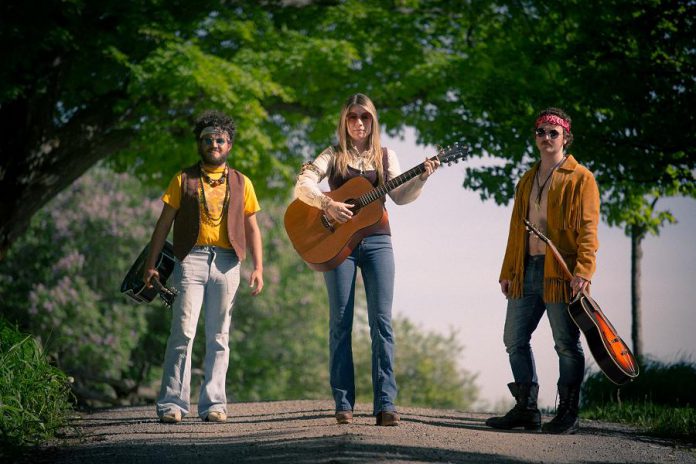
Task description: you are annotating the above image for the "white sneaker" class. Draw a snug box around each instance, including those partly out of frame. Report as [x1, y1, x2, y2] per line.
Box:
[205, 411, 227, 422]
[160, 410, 181, 423]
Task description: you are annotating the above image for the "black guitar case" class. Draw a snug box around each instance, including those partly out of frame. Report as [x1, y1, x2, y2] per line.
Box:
[120, 241, 177, 307]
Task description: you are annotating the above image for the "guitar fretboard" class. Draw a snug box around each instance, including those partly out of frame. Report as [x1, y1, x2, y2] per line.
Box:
[356, 156, 436, 207]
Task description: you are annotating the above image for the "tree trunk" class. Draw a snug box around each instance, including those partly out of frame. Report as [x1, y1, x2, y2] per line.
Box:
[630, 225, 645, 360]
[0, 96, 133, 260]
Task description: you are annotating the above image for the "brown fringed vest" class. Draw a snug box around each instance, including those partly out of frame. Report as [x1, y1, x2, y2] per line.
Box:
[328, 147, 391, 235]
[172, 163, 246, 261]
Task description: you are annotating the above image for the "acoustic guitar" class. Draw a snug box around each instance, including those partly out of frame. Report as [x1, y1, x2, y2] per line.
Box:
[524, 219, 639, 385]
[120, 240, 178, 308]
[284, 144, 469, 271]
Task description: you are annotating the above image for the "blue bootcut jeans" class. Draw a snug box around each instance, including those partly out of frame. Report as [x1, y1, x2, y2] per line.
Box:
[324, 234, 397, 416]
[156, 246, 241, 420]
[503, 255, 585, 387]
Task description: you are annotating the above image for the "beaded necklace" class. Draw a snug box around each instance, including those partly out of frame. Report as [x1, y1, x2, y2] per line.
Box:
[201, 163, 228, 187]
[198, 165, 229, 225]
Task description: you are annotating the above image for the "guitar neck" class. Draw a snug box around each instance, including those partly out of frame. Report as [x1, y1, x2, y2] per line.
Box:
[545, 241, 575, 281]
[356, 156, 436, 207]
[524, 219, 574, 281]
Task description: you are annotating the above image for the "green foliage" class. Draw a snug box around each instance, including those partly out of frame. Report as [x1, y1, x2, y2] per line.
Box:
[414, 0, 696, 237]
[5, 0, 692, 259]
[0, 166, 164, 406]
[0, 318, 73, 458]
[583, 357, 696, 408]
[582, 358, 696, 441]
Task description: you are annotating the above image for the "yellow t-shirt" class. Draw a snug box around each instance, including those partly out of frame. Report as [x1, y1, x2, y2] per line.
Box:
[162, 165, 261, 248]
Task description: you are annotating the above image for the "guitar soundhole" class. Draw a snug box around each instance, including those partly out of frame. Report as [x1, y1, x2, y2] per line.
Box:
[346, 198, 361, 214]
[320, 214, 335, 232]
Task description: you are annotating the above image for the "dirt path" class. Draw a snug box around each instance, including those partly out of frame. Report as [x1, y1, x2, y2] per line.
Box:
[36, 400, 695, 463]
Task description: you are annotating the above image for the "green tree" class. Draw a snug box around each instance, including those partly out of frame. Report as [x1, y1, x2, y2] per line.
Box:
[0, 0, 452, 257]
[391, 0, 696, 359]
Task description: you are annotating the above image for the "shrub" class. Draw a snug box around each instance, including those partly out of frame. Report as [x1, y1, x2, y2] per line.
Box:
[582, 357, 696, 441]
[583, 357, 696, 408]
[0, 165, 164, 406]
[0, 319, 73, 458]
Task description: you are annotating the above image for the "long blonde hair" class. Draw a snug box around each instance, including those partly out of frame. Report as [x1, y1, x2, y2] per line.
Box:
[335, 93, 384, 184]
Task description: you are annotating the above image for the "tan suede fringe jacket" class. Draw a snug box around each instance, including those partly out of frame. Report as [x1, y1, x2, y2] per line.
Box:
[499, 155, 600, 303]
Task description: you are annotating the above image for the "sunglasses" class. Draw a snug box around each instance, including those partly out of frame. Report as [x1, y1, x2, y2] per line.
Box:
[201, 136, 228, 146]
[347, 112, 373, 123]
[535, 128, 561, 139]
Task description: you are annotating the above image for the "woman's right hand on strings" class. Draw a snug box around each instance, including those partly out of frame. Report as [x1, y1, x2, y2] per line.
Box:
[324, 199, 354, 223]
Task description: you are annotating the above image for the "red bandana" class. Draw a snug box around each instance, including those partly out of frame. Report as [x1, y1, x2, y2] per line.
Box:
[535, 114, 571, 133]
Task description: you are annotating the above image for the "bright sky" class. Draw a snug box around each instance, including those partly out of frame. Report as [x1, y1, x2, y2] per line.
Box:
[380, 130, 696, 410]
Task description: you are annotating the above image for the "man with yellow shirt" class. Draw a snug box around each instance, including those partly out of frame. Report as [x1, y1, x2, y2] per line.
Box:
[486, 107, 600, 434]
[143, 110, 264, 424]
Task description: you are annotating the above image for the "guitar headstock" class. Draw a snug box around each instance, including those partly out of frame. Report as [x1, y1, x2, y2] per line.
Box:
[152, 278, 178, 309]
[435, 143, 470, 166]
[523, 219, 550, 245]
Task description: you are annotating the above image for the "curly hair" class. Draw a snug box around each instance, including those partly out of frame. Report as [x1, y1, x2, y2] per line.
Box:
[193, 110, 237, 144]
[535, 107, 573, 149]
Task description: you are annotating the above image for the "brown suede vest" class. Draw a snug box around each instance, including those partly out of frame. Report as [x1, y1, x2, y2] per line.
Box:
[172, 163, 246, 261]
[328, 147, 391, 235]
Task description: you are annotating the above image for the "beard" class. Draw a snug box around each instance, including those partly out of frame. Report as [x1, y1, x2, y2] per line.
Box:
[199, 147, 230, 166]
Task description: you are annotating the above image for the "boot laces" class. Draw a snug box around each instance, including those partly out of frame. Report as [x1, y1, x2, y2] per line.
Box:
[550, 397, 576, 423]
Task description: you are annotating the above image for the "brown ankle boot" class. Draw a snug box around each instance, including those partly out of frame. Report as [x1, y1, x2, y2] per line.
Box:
[376, 410, 400, 426]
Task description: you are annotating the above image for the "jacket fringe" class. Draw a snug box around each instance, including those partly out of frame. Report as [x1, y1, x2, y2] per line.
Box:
[544, 277, 570, 304]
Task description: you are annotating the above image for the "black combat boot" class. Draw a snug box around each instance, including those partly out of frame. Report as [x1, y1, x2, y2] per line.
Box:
[485, 382, 541, 431]
[542, 384, 580, 434]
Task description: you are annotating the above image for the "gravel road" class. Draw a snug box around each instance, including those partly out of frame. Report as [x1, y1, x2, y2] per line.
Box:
[34, 400, 695, 463]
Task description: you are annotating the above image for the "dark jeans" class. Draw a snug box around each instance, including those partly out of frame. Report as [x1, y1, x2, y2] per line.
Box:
[503, 255, 584, 386]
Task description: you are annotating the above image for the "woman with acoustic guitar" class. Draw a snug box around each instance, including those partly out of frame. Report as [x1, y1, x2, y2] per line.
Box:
[293, 93, 439, 426]
[486, 107, 600, 435]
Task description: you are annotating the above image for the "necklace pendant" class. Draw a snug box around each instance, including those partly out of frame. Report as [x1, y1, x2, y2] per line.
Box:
[534, 200, 541, 212]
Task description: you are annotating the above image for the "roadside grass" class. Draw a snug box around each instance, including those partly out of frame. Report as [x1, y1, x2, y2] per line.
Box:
[582, 401, 696, 441]
[0, 318, 74, 460]
[581, 357, 696, 442]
